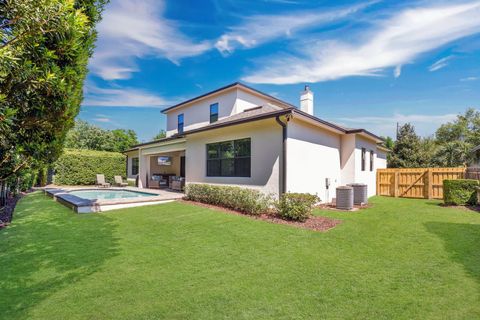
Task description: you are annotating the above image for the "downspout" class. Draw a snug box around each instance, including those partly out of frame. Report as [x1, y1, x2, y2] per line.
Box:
[275, 115, 289, 195]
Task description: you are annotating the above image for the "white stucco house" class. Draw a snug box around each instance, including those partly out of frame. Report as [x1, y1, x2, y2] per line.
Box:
[124, 82, 388, 202]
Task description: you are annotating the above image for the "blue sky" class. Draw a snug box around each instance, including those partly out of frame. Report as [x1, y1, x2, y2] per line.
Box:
[80, 0, 480, 142]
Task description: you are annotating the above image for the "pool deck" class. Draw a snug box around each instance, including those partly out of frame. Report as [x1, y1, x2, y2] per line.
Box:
[44, 186, 184, 213]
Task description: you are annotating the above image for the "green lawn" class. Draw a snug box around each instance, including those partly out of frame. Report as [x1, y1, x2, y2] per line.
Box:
[1, 192, 480, 319]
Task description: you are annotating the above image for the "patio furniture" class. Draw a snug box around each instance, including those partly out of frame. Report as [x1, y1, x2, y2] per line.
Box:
[96, 174, 111, 188]
[114, 176, 128, 187]
[169, 176, 185, 191]
[151, 173, 175, 189]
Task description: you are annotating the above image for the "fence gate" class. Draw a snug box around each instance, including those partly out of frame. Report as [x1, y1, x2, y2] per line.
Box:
[376, 168, 465, 199]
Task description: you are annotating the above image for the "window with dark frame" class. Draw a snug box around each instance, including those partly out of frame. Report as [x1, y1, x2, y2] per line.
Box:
[361, 148, 366, 171]
[370, 150, 374, 171]
[210, 103, 219, 123]
[132, 157, 139, 175]
[178, 113, 184, 134]
[206, 138, 251, 177]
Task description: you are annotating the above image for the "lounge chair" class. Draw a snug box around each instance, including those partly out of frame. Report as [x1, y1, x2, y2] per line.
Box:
[96, 174, 111, 188]
[114, 176, 128, 187]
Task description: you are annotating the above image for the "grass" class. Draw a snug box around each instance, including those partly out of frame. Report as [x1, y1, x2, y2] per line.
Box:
[1, 192, 480, 319]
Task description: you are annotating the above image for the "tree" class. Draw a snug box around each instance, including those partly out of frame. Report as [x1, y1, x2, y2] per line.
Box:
[109, 129, 138, 152]
[0, 0, 107, 183]
[381, 136, 395, 150]
[388, 123, 428, 168]
[152, 130, 167, 140]
[433, 141, 470, 167]
[65, 120, 138, 152]
[434, 108, 480, 166]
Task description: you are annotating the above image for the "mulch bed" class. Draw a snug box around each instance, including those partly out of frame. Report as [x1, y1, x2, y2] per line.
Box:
[179, 199, 342, 232]
[315, 203, 371, 211]
[0, 194, 23, 229]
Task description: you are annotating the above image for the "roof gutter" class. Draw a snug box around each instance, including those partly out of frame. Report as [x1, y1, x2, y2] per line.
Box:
[275, 115, 289, 195]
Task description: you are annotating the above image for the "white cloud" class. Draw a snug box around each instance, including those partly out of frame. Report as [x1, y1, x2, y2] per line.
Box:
[460, 76, 479, 81]
[89, 0, 211, 80]
[335, 113, 458, 137]
[82, 83, 171, 108]
[243, 1, 480, 84]
[215, 2, 374, 54]
[428, 55, 454, 72]
[92, 117, 111, 123]
[394, 65, 402, 78]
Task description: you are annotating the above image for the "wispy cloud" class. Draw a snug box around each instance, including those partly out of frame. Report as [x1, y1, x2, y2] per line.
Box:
[335, 112, 459, 137]
[92, 117, 111, 123]
[244, 1, 480, 84]
[394, 65, 402, 78]
[215, 2, 374, 54]
[429, 55, 454, 72]
[89, 0, 211, 80]
[82, 83, 172, 108]
[460, 76, 479, 81]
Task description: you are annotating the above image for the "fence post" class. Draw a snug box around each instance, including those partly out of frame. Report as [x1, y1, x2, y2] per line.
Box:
[394, 171, 399, 197]
[376, 170, 380, 195]
[427, 169, 433, 199]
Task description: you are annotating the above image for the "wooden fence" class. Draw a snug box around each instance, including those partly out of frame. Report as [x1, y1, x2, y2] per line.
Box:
[376, 167, 466, 199]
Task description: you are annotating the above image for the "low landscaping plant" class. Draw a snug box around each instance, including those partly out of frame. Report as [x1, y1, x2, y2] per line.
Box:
[185, 184, 270, 215]
[443, 179, 479, 206]
[275, 193, 320, 222]
[53, 149, 126, 185]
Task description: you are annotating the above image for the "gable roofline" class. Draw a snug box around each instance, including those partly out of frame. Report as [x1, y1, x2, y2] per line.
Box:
[161, 82, 295, 114]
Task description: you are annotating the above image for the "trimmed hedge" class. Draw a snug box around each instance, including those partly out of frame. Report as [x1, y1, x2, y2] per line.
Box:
[185, 184, 270, 215]
[275, 193, 320, 222]
[54, 149, 126, 185]
[443, 179, 479, 206]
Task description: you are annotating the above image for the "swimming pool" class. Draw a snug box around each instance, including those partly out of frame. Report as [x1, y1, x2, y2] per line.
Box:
[68, 189, 158, 200]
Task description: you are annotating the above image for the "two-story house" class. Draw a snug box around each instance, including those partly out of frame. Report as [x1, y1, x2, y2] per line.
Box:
[124, 82, 388, 201]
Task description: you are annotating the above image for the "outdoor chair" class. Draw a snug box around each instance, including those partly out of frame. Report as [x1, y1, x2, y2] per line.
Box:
[114, 176, 128, 187]
[96, 174, 111, 188]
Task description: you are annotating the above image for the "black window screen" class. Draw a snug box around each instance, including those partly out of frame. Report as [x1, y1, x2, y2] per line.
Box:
[206, 138, 251, 177]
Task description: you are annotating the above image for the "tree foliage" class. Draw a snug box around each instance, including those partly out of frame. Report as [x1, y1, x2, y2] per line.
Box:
[0, 0, 107, 182]
[388, 108, 480, 168]
[388, 124, 428, 168]
[433, 108, 480, 166]
[152, 130, 167, 141]
[65, 120, 138, 152]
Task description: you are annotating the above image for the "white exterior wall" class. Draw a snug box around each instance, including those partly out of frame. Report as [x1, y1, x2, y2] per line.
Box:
[165, 88, 281, 137]
[376, 149, 388, 170]
[185, 119, 282, 196]
[353, 136, 386, 197]
[340, 134, 356, 186]
[286, 119, 342, 203]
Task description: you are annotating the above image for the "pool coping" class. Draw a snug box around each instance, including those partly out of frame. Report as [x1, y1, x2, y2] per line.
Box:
[44, 187, 183, 213]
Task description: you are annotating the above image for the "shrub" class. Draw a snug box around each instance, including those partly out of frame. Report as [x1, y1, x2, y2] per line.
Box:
[443, 179, 479, 206]
[53, 149, 126, 185]
[275, 193, 320, 222]
[185, 184, 270, 215]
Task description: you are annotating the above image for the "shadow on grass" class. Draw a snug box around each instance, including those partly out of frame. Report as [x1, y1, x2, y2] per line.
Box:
[425, 221, 480, 285]
[0, 192, 120, 320]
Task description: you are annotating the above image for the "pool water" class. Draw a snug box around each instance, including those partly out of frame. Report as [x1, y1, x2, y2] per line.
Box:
[69, 189, 157, 200]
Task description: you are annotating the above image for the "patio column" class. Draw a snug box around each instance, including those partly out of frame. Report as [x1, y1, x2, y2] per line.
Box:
[138, 152, 150, 188]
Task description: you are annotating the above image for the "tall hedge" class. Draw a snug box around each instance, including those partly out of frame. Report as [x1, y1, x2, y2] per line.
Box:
[53, 149, 126, 185]
[443, 179, 479, 205]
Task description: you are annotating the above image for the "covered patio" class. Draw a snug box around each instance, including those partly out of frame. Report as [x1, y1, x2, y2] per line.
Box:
[125, 137, 186, 191]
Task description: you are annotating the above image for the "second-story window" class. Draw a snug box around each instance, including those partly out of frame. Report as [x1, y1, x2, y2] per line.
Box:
[178, 113, 184, 134]
[210, 103, 218, 123]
